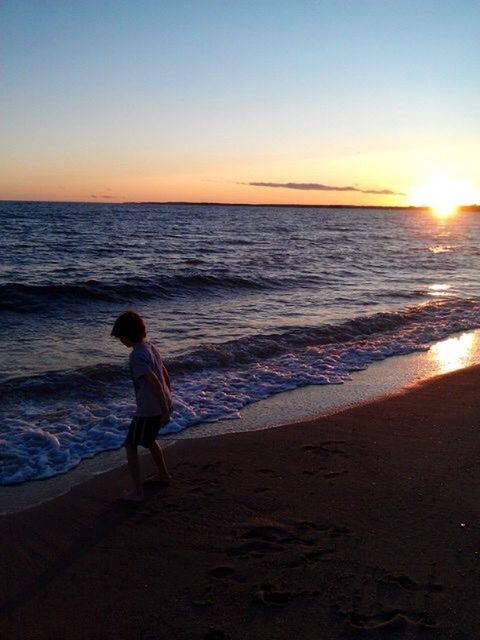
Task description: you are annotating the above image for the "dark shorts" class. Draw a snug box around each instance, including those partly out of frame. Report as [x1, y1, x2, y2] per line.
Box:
[125, 415, 164, 448]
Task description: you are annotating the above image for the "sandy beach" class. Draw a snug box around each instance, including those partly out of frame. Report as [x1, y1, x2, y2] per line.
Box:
[2, 365, 480, 639]
[4, 3, 480, 639]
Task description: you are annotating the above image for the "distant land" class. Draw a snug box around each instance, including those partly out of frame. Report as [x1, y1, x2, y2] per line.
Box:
[124, 201, 419, 209]
[123, 201, 480, 211]
[1, 200, 479, 211]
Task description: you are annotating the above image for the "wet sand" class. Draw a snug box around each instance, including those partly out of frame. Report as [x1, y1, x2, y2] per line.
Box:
[1, 365, 480, 639]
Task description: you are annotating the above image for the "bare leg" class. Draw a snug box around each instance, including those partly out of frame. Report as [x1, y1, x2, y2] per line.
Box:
[124, 443, 144, 500]
[146, 441, 171, 483]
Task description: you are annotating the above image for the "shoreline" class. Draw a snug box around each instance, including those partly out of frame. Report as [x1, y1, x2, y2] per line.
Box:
[2, 328, 480, 515]
[2, 363, 480, 638]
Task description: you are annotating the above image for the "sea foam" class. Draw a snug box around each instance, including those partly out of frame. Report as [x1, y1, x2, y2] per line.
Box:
[1, 298, 480, 485]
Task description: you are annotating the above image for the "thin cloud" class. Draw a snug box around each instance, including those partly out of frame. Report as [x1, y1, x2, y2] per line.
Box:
[90, 194, 114, 199]
[243, 182, 405, 196]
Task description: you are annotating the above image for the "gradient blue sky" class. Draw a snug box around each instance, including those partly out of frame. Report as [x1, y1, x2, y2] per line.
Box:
[1, 0, 479, 204]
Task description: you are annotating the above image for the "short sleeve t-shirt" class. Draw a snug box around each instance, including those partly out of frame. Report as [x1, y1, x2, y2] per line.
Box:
[129, 342, 172, 417]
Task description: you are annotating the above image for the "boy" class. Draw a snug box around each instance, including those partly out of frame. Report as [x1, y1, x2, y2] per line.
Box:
[111, 310, 173, 501]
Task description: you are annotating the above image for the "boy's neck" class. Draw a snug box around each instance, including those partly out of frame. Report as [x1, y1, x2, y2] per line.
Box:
[132, 338, 147, 348]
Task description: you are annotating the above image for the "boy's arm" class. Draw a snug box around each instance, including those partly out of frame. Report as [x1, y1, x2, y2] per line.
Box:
[143, 370, 171, 424]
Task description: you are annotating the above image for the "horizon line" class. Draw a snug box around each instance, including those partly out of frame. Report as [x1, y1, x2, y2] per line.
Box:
[1, 198, 480, 211]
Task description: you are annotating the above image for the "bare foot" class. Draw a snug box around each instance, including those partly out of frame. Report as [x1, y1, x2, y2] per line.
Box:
[121, 490, 144, 503]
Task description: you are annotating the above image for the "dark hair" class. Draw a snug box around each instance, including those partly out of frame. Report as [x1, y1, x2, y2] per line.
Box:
[111, 311, 146, 342]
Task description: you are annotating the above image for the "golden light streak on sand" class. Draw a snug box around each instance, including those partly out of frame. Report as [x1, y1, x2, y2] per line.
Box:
[429, 332, 477, 375]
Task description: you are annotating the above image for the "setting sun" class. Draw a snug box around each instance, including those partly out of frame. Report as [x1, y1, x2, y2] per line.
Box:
[409, 177, 478, 218]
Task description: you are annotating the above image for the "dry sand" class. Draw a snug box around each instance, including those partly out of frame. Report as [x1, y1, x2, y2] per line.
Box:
[1, 365, 480, 639]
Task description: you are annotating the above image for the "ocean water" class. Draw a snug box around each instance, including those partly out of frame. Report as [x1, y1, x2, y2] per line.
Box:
[1, 201, 480, 485]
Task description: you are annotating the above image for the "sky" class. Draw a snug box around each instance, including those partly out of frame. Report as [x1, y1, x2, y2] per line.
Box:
[1, 0, 479, 205]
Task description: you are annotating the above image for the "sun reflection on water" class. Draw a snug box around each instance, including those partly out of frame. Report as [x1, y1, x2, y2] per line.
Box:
[427, 284, 452, 297]
[429, 332, 477, 375]
[428, 245, 453, 254]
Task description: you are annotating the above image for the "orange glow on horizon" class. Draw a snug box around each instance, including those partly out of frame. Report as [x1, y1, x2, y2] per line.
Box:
[2, 151, 478, 208]
[0, 176, 405, 206]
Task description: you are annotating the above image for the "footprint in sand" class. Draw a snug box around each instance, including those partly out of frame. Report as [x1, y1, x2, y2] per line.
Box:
[302, 441, 347, 456]
[348, 609, 438, 631]
[337, 567, 444, 634]
[252, 583, 295, 607]
[187, 475, 221, 497]
[227, 524, 295, 558]
[252, 582, 320, 608]
[209, 565, 236, 579]
[226, 520, 349, 563]
[227, 539, 286, 558]
[241, 525, 294, 542]
[381, 574, 444, 593]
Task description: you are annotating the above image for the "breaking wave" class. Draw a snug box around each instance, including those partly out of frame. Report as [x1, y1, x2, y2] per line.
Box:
[2, 297, 480, 485]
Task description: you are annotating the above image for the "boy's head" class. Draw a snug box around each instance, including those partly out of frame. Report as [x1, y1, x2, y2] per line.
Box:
[111, 311, 146, 346]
